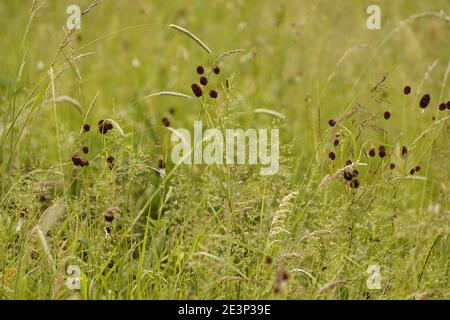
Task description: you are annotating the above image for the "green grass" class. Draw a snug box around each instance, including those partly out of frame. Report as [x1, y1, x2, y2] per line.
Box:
[0, 0, 449, 299]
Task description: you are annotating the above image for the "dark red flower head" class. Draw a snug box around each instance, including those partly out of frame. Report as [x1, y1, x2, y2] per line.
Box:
[419, 94, 431, 108]
[162, 117, 170, 127]
[368, 148, 376, 157]
[328, 119, 336, 127]
[196, 66, 204, 75]
[191, 83, 203, 97]
[401, 146, 408, 159]
[200, 76, 208, 86]
[209, 90, 218, 99]
[212, 66, 220, 75]
[82, 124, 90, 132]
[378, 145, 386, 158]
[328, 151, 336, 160]
[384, 111, 391, 120]
[439, 103, 446, 111]
[403, 86, 411, 95]
[82, 146, 89, 154]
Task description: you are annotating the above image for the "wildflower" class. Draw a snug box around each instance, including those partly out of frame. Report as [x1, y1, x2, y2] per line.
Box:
[107, 155, 115, 169]
[82, 146, 89, 154]
[345, 160, 352, 166]
[415, 165, 421, 172]
[328, 119, 336, 127]
[162, 117, 170, 127]
[104, 212, 114, 222]
[82, 124, 90, 132]
[389, 163, 395, 170]
[191, 83, 203, 97]
[200, 76, 208, 86]
[265, 256, 273, 264]
[333, 139, 339, 146]
[328, 151, 336, 160]
[209, 90, 218, 99]
[350, 179, 359, 188]
[71, 155, 83, 167]
[383, 111, 391, 120]
[401, 146, 408, 159]
[212, 66, 220, 74]
[439, 103, 446, 111]
[158, 159, 166, 169]
[419, 94, 431, 108]
[98, 120, 113, 134]
[343, 171, 353, 181]
[403, 86, 411, 95]
[410, 168, 415, 175]
[368, 148, 376, 157]
[378, 146, 386, 158]
[196, 66, 204, 75]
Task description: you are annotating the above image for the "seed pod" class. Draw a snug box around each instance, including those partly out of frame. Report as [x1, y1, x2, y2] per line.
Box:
[191, 83, 203, 97]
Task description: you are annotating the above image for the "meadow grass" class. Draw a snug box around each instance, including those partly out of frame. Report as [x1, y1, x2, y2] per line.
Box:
[0, 0, 449, 299]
